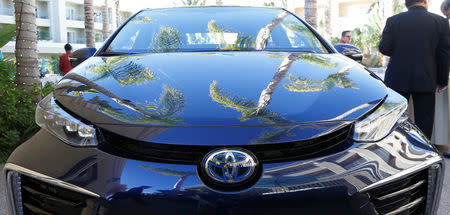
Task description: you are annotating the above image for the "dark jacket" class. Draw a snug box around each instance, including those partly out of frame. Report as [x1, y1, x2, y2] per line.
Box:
[379, 6, 449, 92]
[59, 52, 73, 76]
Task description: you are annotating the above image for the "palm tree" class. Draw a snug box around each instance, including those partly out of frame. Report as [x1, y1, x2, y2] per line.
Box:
[281, 0, 287, 8]
[102, 0, 110, 41]
[304, 0, 318, 28]
[13, 0, 39, 92]
[114, 0, 120, 28]
[84, 0, 95, 47]
[182, 0, 200, 6]
[325, 0, 332, 40]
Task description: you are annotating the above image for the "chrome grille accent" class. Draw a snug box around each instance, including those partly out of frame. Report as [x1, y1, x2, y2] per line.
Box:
[19, 175, 97, 215]
[366, 169, 428, 215]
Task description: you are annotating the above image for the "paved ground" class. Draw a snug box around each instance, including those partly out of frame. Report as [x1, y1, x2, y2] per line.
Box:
[0, 160, 449, 214]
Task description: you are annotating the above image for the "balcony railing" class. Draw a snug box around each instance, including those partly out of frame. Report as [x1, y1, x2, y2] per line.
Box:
[68, 38, 86, 44]
[36, 14, 49, 19]
[0, 8, 14, 16]
[66, 14, 85, 21]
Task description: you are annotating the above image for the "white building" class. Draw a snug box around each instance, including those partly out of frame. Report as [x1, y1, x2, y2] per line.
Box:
[0, 0, 133, 58]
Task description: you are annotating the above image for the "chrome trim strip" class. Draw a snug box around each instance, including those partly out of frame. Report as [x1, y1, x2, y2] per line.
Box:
[360, 156, 442, 192]
[375, 180, 425, 201]
[3, 163, 100, 198]
[385, 197, 425, 215]
[5, 171, 20, 215]
[430, 163, 445, 215]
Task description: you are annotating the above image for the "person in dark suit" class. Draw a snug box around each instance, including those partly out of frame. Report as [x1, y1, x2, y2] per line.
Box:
[379, 0, 449, 139]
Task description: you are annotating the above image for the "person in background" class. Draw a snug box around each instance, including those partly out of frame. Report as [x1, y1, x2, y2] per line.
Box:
[435, 0, 450, 157]
[59, 43, 73, 76]
[379, 0, 449, 141]
[339, 31, 352, 44]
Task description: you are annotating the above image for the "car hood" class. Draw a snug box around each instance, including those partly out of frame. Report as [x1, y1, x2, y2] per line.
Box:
[54, 52, 387, 145]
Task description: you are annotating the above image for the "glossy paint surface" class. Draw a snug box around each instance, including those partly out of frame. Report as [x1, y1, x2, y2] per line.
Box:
[54, 52, 386, 144]
[6, 121, 439, 215]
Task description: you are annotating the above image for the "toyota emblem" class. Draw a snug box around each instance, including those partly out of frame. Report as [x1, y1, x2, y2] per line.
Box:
[202, 148, 258, 184]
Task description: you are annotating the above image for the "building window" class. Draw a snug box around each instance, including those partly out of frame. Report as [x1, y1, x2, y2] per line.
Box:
[66, 8, 75, 20]
[67, 31, 76, 44]
[37, 29, 50, 40]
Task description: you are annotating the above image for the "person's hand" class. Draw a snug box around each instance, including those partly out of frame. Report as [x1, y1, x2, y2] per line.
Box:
[437, 85, 448, 93]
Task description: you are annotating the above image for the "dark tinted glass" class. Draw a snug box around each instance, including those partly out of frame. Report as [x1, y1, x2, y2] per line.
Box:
[104, 7, 329, 54]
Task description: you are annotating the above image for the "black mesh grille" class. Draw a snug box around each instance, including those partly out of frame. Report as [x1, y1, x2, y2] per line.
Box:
[366, 169, 428, 215]
[19, 175, 97, 215]
[98, 123, 352, 164]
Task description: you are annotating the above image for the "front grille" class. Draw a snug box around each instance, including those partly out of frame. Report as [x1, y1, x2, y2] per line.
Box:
[98, 123, 352, 164]
[19, 175, 97, 215]
[366, 169, 428, 215]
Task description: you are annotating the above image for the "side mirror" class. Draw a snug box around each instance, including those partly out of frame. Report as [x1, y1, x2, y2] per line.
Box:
[69, 47, 97, 68]
[334, 44, 363, 62]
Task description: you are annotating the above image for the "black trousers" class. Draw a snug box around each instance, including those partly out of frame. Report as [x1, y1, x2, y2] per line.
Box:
[398, 91, 435, 139]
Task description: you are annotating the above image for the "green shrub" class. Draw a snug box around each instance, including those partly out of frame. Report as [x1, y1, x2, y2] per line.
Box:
[0, 59, 54, 162]
[47, 54, 62, 75]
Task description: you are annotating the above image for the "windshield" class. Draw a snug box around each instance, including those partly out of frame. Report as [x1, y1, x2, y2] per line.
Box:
[102, 7, 329, 54]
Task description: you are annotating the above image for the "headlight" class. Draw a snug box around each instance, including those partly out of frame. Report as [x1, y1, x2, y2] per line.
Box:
[353, 88, 408, 142]
[35, 93, 97, 146]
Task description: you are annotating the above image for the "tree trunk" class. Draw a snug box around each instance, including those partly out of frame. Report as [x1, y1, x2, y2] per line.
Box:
[102, 0, 110, 41]
[305, 0, 318, 29]
[200, 0, 206, 6]
[115, 0, 120, 28]
[84, 0, 95, 47]
[325, 0, 332, 40]
[13, 0, 39, 93]
[281, 0, 287, 9]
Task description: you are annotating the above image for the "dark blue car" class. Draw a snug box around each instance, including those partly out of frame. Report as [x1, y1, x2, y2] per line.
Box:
[3, 6, 444, 215]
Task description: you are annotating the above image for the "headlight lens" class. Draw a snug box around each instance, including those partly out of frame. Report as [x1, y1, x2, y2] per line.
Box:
[35, 93, 97, 146]
[353, 88, 408, 142]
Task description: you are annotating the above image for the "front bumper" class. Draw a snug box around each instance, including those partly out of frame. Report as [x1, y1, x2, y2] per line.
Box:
[3, 121, 444, 215]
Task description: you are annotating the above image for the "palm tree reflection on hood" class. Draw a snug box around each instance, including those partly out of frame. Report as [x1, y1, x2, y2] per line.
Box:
[255, 11, 289, 50]
[207, 20, 254, 50]
[256, 53, 339, 112]
[209, 80, 294, 144]
[87, 56, 155, 86]
[97, 85, 186, 125]
[210, 53, 357, 143]
[152, 26, 183, 53]
[63, 70, 186, 125]
[284, 62, 359, 93]
[140, 165, 196, 191]
[209, 80, 286, 124]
